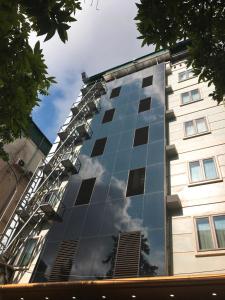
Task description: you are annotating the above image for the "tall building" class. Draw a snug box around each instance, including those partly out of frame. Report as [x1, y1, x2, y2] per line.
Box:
[0, 42, 225, 299]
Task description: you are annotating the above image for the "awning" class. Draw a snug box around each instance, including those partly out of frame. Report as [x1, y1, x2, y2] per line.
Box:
[1, 274, 225, 300]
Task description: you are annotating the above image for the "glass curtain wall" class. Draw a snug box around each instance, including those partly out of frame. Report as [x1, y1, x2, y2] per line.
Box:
[31, 63, 167, 282]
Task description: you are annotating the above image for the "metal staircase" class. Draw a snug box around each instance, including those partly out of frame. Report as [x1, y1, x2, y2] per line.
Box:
[0, 80, 107, 265]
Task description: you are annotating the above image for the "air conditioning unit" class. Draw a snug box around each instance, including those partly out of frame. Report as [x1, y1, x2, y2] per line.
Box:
[16, 158, 25, 167]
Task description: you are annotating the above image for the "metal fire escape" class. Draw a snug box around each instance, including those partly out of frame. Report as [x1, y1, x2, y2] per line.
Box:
[0, 80, 107, 266]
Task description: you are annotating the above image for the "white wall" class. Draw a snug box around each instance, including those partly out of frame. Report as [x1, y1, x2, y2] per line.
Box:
[168, 60, 225, 275]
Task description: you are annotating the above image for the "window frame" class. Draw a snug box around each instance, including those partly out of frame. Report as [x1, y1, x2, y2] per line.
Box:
[16, 237, 38, 267]
[194, 214, 225, 252]
[102, 108, 115, 124]
[188, 157, 221, 185]
[74, 177, 96, 206]
[178, 69, 195, 82]
[91, 137, 107, 157]
[183, 116, 210, 139]
[110, 86, 121, 99]
[138, 97, 151, 113]
[142, 76, 153, 88]
[180, 88, 201, 105]
[133, 126, 149, 147]
[126, 167, 146, 197]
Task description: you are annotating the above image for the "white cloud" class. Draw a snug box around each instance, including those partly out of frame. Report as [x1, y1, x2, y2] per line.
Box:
[31, 0, 154, 140]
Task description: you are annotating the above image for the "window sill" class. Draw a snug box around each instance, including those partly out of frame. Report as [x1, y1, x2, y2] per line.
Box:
[178, 75, 196, 83]
[183, 131, 211, 140]
[195, 249, 225, 257]
[188, 178, 223, 187]
[180, 98, 203, 107]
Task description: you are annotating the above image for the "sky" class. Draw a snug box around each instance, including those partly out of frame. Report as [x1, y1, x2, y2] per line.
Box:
[31, 0, 154, 143]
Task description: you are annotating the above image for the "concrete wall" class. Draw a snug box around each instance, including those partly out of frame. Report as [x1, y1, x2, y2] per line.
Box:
[0, 138, 46, 233]
[168, 60, 225, 275]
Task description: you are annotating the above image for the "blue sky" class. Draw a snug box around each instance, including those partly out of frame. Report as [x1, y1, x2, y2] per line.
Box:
[31, 0, 154, 142]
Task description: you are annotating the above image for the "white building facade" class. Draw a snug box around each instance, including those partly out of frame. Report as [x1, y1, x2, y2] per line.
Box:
[167, 57, 225, 275]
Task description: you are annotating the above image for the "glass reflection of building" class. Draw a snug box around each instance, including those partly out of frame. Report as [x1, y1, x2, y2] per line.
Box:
[31, 54, 168, 282]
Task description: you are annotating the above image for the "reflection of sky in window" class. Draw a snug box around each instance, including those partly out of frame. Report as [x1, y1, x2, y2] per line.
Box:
[33, 63, 166, 281]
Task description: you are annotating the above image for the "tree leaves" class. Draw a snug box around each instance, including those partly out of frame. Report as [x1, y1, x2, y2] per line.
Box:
[0, 0, 81, 160]
[135, 0, 225, 104]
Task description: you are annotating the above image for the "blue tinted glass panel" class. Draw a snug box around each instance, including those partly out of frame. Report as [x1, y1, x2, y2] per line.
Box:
[31, 62, 166, 282]
[82, 203, 105, 237]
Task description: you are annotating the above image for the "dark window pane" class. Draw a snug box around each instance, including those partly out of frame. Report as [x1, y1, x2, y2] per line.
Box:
[126, 168, 145, 197]
[18, 238, 37, 267]
[102, 108, 115, 123]
[110, 87, 121, 98]
[91, 137, 107, 157]
[75, 178, 96, 205]
[138, 97, 151, 113]
[133, 126, 149, 147]
[142, 76, 153, 88]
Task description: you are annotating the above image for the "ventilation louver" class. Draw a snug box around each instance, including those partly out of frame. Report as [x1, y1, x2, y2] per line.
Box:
[49, 240, 78, 282]
[113, 231, 141, 278]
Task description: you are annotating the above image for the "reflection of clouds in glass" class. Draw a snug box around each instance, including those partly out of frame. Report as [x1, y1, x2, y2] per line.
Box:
[79, 154, 105, 180]
[101, 95, 113, 110]
[139, 108, 163, 123]
[70, 237, 115, 279]
[91, 240, 114, 277]
[141, 247, 164, 274]
[110, 176, 126, 195]
[107, 175, 148, 235]
[106, 176, 160, 275]
[113, 198, 144, 232]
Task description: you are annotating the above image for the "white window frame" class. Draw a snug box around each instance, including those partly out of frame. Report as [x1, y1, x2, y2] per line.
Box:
[188, 156, 220, 185]
[180, 88, 201, 105]
[183, 117, 210, 138]
[178, 69, 195, 82]
[194, 214, 225, 252]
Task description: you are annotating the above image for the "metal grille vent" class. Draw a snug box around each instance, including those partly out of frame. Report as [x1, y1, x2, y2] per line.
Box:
[49, 240, 78, 282]
[113, 231, 141, 278]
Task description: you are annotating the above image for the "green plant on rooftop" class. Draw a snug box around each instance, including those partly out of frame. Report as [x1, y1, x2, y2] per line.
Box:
[135, 0, 225, 105]
[0, 0, 81, 160]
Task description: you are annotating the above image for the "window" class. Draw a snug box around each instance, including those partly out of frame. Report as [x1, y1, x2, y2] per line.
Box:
[75, 178, 96, 205]
[133, 126, 149, 147]
[181, 89, 201, 105]
[184, 117, 209, 137]
[126, 168, 145, 197]
[138, 97, 151, 113]
[178, 69, 194, 82]
[102, 108, 115, 123]
[17, 238, 37, 267]
[142, 76, 153, 88]
[196, 215, 225, 251]
[91, 137, 107, 157]
[110, 87, 121, 98]
[189, 158, 219, 183]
